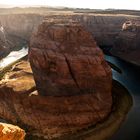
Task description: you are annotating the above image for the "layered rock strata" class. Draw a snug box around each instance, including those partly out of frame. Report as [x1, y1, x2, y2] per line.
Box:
[0, 14, 44, 41]
[29, 19, 112, 97]
[1, 13, 140, 65]
[0, 59, 112, 139]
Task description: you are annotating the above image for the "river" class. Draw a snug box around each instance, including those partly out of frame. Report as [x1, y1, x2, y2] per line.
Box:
[105, 55, 140, 140]
[0, 47, 28, 69]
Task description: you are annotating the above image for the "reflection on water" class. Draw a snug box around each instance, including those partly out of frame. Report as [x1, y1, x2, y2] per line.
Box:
[105, 55, 140, 140]
[0, 47, 28, 68]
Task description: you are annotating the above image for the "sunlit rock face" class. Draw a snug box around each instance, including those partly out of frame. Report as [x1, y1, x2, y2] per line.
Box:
[0, 123, 25, 140]
[111, 20, 140, 65]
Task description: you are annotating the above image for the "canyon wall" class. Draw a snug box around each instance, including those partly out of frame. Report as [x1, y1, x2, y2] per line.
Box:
[44, 14, 127, 47]
[0, 14, 44, 58]
[111, 20, 140, 65]
[0, 14, 44, 41]
[0, 12, 140, 64]
[0, 13, 136, 47]
[0, 23, 7, 58]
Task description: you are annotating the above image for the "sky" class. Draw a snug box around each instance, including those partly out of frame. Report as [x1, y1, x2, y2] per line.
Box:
[0, 0, 140, 10]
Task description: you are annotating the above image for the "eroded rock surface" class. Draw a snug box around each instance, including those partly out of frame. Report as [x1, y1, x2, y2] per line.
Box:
[0, 19, 112, 139]
[0, 59, 112, 139]
[29, 19, 112, 97]
[29, 19, 112, 137]
[0, 122, 25, 140]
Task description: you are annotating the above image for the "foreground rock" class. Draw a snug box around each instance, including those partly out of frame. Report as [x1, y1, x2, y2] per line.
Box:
[0, 122, 25, 140]
[0, 59, 112, 139]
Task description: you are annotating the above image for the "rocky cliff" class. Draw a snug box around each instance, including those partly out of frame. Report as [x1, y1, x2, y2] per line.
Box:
[0, 14, 44, 41]
[0, 13, 140, 65]
[0, 22, 9, 58]
[0, 14, 44, 59]
[28, 19, 112, 138]
[0, 13, 138, 47]
[111, 20, 140, 65]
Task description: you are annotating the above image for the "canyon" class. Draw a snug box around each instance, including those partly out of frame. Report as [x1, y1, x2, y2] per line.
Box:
[0, 18, 113, 139]
[0, 8, 139, 139]
[0, 9, 140, 65]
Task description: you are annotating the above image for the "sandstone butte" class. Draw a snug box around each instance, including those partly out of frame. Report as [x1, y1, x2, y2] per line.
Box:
[0, 19, 112, 139]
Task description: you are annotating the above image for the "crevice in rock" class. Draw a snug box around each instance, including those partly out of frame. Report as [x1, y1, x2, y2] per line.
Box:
[64, 56, 80, 90]
[54, 40, 81, 92]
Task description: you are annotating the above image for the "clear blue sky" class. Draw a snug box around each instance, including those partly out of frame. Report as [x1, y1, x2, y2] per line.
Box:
[0, 0, 140, 10]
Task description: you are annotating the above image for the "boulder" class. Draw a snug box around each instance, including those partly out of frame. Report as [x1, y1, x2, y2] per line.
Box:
[0, 122, 25, 140]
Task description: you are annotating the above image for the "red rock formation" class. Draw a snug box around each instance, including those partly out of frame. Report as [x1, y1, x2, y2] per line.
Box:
[29, 19, 112, 97]
[0, 19, 112, 139]
[0, 59, 112, 139]
[28, 19, 112, 137]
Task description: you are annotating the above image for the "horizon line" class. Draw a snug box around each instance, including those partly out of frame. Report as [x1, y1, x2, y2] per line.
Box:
[0, 4, 140, 11]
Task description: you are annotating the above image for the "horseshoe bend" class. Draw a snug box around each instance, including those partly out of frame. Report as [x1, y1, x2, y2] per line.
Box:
[0, 17, 133, 140]
[0, 9, 136, 140]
